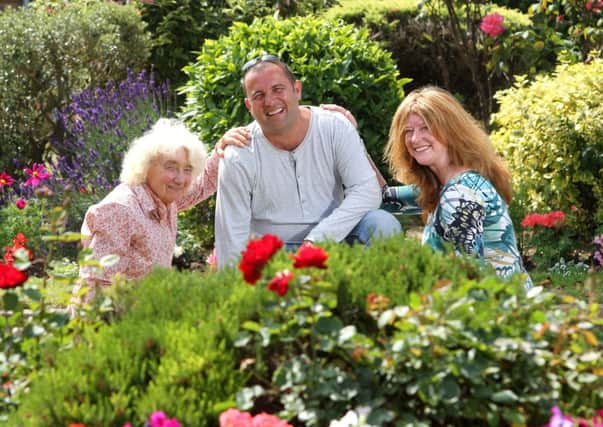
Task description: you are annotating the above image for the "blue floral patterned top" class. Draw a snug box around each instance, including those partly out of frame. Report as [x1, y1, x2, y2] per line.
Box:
[421, 171, 532, 288]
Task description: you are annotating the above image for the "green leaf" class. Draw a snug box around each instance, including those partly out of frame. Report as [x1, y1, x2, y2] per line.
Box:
[491, 390, 518, 403]
[315, 316, 342, 334]
[2, 292, 19, 310]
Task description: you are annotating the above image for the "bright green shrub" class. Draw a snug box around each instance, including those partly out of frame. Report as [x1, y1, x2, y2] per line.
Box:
[491, 59, 603, 245]
[181, 15, 408, 179]
[0, 0, 150, 174]
[11, 268, 263, 427]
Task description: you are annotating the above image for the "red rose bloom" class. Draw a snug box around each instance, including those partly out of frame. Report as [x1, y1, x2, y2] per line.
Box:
[239, 234, 283, 284]
[291, 244, 328, 269]
[0, 263, 28, 289]
[267, 270, 294, 297]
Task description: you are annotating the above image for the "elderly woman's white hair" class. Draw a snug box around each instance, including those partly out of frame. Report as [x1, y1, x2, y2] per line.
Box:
[120, 118, 207, 185]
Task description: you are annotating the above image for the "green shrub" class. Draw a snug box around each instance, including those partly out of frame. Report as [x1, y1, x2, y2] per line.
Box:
[325, 0, 557, 123]
[137, 0, 236, 92]
[232, 235, 603, 426]
[10, 235, 601, 425]
[10, 268, 263, 427]
[491, 59, 603, 246]
[181, 15, 408, 179]
[0, 0, 150, 174]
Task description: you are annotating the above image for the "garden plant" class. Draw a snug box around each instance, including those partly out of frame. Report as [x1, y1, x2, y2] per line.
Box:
[0, 0, 602, 425]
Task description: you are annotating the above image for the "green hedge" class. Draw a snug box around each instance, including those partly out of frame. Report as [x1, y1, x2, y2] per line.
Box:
[491, 59, 603, 241]
[180, 15, 409, 180]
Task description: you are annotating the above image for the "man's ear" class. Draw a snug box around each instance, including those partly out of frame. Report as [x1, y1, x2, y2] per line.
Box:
[294, 80, 302, 101]
[244, 98, 251, 111]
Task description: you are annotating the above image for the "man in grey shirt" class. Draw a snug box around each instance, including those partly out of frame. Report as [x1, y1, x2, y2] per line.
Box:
[215, 55, 401, 268]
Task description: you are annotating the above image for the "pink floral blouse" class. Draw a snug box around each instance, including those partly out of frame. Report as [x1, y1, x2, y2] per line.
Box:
[79, 152, 219, 285]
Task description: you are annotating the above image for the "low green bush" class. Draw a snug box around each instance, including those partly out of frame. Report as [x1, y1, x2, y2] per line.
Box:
[12, 234, 600, 426]
[10, 268, 263, 426]
[0, 0, 149, 174]
[491, 59, 603, 248]
[181, 15, 408, 180]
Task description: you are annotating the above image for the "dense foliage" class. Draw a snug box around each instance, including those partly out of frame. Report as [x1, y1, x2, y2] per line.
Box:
[137, 0, 338, 95]
[0, 0, 150, 175]
[491, 59, 603, 246]
[181, 15, 408, 179]
[9, 235, 601, 426]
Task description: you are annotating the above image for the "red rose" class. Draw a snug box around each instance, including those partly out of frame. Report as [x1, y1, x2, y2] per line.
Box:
[291, 244, 328, 269]
[0, 263, 28, 289]
[480, 13, 505, 37]
[239, 234, 283, 284]
[267, 270, 294, 297]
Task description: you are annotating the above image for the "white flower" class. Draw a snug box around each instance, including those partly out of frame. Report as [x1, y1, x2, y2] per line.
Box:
[328, 407, 376, 427]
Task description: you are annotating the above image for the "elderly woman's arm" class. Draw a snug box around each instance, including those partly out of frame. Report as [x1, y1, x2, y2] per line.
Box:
[177, 127, 251, 211]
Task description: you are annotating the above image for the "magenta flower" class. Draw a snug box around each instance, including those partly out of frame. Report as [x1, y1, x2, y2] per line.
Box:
[23, 163, 51, 188]
[0, 171, 14, 188]
[149, 411, 181, 427]
[15, 198, 26, 209]
[480, 13, 505, 37]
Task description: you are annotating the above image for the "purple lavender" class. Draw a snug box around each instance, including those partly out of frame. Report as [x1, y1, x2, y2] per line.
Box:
[50, 69, 173, 196]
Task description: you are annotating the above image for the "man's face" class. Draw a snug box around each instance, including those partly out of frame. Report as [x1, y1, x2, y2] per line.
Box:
[243, 63, 302, 137]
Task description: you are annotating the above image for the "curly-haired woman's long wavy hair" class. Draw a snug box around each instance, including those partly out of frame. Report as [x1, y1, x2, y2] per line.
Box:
[384, 86, 512, 221]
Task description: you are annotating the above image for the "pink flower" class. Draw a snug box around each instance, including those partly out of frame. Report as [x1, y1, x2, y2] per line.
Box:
[23, 163, 51, 188]
[267, 270, 294, 297]
[149, 411, 181, 427]
[123, 424, 132, 427]
[220, 408, 253, 427]
[252, 413, 293, 427]
[206, 248, 217, 270]
[480, 13, 505, 37]
[547, 406, 574, 427]
[0, 171, 14, 188]
[15, 198, 26, 209]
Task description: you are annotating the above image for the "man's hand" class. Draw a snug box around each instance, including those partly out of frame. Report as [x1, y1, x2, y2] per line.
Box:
[216, 127, 251, 157]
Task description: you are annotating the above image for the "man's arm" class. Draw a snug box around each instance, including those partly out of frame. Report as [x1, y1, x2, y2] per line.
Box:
[305, 119, 381, 242]
[215, 149, 254, 268]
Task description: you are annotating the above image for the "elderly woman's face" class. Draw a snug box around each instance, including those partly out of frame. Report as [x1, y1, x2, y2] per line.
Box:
[146, 147, 193, 205]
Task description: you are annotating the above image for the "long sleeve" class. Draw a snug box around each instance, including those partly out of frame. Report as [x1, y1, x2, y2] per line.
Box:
[80, 203, 136, 285]
[305, 120, 381, 242]
[214, 149, 254, 268]
[176, 150, 220, 212]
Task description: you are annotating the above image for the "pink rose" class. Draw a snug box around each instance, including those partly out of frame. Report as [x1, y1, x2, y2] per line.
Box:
[219, 408, 253, 427]
[15, 198, 26, 209]
[480, 13, 505, 37]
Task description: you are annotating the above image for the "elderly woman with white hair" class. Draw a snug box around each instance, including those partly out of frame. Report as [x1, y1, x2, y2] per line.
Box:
[79, 118, 246, 286]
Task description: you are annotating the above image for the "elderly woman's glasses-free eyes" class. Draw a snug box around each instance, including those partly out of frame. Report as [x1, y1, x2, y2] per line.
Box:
[241, 54, 281, 74]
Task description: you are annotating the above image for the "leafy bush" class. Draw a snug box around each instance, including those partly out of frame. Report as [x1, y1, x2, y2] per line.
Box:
[0, 0, 150, 175]
[137, 0, 337, 98]
[181, 15, 408, 179]
[233, 235, 602, 426]
[10, 268, 263, 426]
[137, 0, 237, 92]
[326, 0, 558, 123]
[491, 59, 603, 247]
